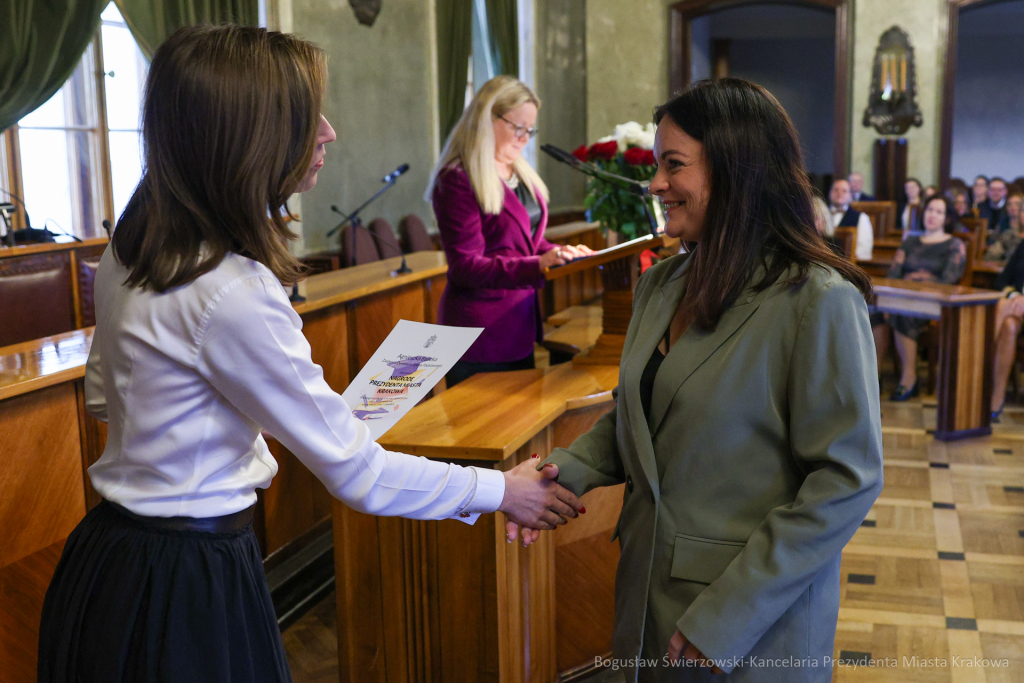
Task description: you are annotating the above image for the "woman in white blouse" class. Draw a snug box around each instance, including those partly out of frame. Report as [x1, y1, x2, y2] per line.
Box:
[37, 26, 579, 683]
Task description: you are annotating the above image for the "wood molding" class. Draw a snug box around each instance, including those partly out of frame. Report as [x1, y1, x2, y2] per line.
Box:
[668, 0, 852, 176]
[938, 0, 992, 187]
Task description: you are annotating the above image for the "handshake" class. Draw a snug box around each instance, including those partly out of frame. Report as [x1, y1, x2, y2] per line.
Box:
[498, 455, 584, 547]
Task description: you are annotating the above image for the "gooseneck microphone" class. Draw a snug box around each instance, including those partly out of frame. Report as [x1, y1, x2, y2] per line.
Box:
[102, 219, 113, 238]
[541, 144, 658, 232]
[330, 205, 412, 275]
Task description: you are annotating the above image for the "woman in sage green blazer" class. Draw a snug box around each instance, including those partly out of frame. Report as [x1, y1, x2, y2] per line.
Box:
[527, 80, 884, 682]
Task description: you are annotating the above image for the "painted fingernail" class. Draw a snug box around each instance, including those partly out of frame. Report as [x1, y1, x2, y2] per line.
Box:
[580, 507, 587, 514]
[531, 453, 538, 458]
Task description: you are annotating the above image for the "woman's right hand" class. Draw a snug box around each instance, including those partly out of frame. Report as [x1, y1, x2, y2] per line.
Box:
[538, 248, 567, 269]
[499, 459, 581, 531]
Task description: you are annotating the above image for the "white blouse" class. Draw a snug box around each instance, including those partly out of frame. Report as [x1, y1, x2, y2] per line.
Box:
[85, 247, 505, 521]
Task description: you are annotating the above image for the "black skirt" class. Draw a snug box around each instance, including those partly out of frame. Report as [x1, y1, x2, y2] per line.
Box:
[38, 501, 292, 683]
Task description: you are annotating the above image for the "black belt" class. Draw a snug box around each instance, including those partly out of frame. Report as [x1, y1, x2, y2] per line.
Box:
[106, 500, 255, 533]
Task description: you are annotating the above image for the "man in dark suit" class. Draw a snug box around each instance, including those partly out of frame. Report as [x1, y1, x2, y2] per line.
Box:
[848, 171, 874, 201]
[983, 177, 1009, 234]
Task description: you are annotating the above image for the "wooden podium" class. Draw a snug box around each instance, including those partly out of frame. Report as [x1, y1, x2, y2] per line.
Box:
[872, 278, 1002, 440]
[544, 235, 666, 365]
[334, 364, 621, 682]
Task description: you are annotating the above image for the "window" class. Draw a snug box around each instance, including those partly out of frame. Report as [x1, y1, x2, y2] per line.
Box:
[1, 1, 147, 240]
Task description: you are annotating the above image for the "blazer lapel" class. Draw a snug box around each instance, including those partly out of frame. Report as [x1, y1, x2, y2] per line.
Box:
[647, 275, 773, 438]
[533, 192, 549, 249]
[622, 259, 690, 500]
[503, 185, 534, 247]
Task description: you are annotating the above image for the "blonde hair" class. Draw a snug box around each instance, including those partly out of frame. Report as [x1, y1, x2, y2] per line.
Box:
[426, 76, 548, 215]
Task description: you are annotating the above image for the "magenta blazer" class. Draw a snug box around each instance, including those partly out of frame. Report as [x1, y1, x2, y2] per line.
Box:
[432, 165, 556, 363]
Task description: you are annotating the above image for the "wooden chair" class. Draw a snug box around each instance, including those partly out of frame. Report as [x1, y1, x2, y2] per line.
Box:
[851, 200, 898, 239]
[959, 217, 989, 260]
[398, 214, 435, 253]
[830, 227, 857, 263]
[339, 226, 381, 266]
[368, 218, 402, 259]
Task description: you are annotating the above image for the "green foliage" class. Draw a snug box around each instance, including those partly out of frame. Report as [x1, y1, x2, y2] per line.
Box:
[583, 154, 659, 241]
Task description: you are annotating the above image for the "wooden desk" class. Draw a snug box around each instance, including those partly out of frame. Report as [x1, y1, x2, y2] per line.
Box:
[541, 221, 604, 316]
[872, 278, 1003, 440]
[972, 260, 1002, 290]
[327, 363, 621, 682]
[0, 253, 449, 681]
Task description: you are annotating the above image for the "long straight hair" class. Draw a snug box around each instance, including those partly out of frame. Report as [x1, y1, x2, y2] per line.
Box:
[426, 75, 548, 215]
[112, 25, 325, 291]
[655, 79, 871, 330]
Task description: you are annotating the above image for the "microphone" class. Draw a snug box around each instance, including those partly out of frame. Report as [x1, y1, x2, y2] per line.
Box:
[382, 163, 410, 184]
[329, 205, 412, 275]
[102, 219, 113, 238]
[540, 144, 650, 197]
[0, 187, 34, 229]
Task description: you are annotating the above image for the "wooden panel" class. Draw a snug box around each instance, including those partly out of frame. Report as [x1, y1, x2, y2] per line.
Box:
[555, 533, 620, 673]
[436, 495, 500, 682]
[301, 304, 350, 394]
[334, 501, 388, 683]
[955, 305, 986, 431]
[75, 380, 108, 511]
[350, 284, 427, 380]
[0, 539, 65, 683]
[261, 440, 329, 557]
[424, 275, 446, 324]
[0, 385, 85, 567]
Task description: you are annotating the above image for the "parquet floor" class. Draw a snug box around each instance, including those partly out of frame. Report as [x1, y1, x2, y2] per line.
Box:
[284, 395, 1024, 683]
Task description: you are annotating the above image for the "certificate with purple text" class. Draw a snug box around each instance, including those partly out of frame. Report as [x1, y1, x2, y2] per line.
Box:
[341, 320, 482, 439]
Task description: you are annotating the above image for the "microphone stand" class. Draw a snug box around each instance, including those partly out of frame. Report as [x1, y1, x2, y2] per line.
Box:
[329, 207, 412, 276]
[541, 143, 660, 233]
[327, 176, 411, 275]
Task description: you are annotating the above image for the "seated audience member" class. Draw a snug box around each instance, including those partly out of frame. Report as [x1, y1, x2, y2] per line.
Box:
[827, 178, 873, 260]
[873, 196, 967, 401]
[985, 193, 1024, 259]
[898, 178, 924, 232]
[951, 189, 973, 221]
[990, 228, 1024, 421]
[974, 175, 989, 213]
[848, 171, 874, 201]
[985, 177, 1009, 231]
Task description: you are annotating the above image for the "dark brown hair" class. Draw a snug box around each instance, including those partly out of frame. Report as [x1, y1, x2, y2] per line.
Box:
[112, 25, 325, 291]
[654, 79, 871, 331]
[924, 195, 958, 233]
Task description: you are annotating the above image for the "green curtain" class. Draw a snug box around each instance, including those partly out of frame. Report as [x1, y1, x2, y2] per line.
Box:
[0, 0, 108, 132]
[484, 0, 517, 77]
[115, 0, 258, 60]
[436, 0, 473, 145]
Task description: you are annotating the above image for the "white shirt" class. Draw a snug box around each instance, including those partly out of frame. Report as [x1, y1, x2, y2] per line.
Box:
[85, 246, 505, 521]
[828, 206, 874, 261]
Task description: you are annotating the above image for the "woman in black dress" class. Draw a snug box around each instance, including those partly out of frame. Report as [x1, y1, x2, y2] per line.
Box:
[873, 196, 967, 400]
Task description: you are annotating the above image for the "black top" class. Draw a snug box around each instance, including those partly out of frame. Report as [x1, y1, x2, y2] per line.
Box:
[996, 239, 1024, 293]
[514, 183, 543, 237]
[888, 235, 966, 285]
[640, 328, 672, 420]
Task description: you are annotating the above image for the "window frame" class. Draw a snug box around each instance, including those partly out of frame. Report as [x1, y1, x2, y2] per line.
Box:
[3, 30, 120, 237]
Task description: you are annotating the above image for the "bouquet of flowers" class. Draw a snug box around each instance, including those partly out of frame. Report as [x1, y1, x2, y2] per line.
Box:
[573, 121, 663, 241]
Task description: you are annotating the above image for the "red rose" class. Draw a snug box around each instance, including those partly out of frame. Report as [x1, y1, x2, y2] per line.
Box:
[624, 147, 655, 166]
[588, 140, 619, 161]
[572, 145, 589, 162]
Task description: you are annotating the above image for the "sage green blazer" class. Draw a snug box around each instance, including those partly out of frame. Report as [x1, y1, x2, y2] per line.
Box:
[547, 254, 883, 682]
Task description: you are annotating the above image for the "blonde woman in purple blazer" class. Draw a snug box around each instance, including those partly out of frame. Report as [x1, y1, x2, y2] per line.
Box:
[427, 76, 593, 386]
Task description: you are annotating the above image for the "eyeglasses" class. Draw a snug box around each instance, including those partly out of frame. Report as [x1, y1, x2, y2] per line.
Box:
[496, 114, 538, 140]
